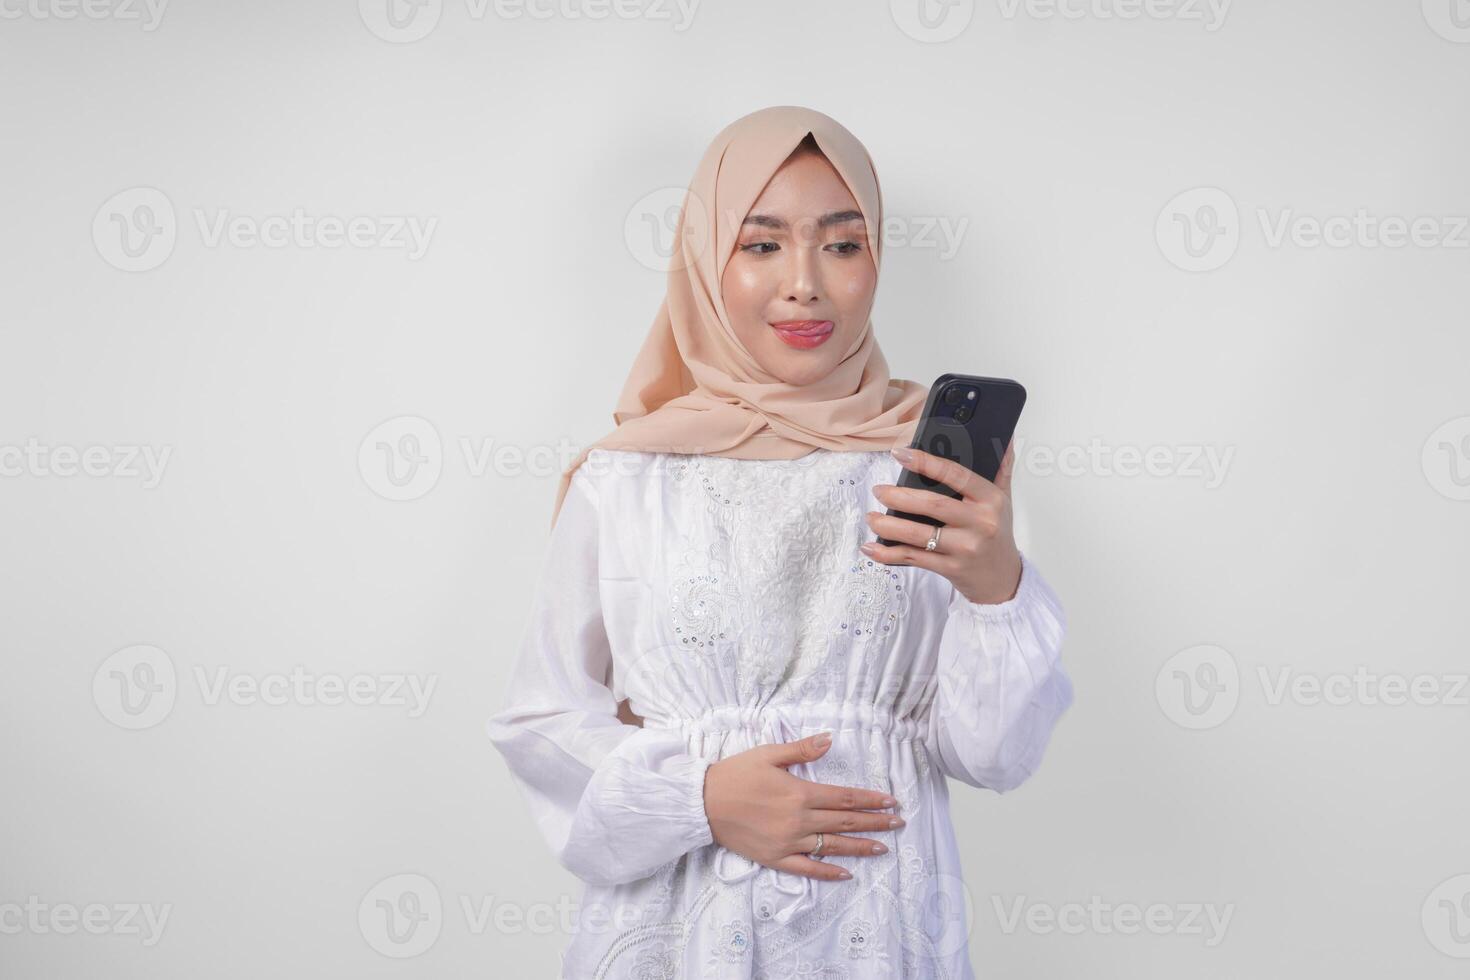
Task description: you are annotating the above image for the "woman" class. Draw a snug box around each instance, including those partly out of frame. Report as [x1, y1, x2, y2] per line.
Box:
[487, 105, 1074, 979]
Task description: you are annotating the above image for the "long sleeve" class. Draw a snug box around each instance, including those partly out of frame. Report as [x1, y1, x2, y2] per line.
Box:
[485, 466, 714, 887]
[921, 551, 1074, 792]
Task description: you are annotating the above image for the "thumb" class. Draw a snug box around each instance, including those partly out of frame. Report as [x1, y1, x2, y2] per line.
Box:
[995, 441, 1016, 497]
[762, 731, 832, 768]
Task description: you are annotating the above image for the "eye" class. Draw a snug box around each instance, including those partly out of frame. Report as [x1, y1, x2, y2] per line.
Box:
[828, 241, 863, 255]
[738, 241, 779, 255]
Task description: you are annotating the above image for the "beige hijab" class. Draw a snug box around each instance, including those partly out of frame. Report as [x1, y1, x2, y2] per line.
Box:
[550, 105, 929, 527]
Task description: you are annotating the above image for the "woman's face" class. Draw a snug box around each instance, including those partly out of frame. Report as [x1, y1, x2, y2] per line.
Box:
[720, 149, 876, 386]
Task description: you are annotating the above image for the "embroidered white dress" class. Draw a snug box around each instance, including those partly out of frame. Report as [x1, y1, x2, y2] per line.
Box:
[487, 448, 1074, 979]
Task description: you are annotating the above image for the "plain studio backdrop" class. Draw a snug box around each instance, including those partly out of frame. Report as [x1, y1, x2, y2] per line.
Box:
[2, 1, 1467, 977]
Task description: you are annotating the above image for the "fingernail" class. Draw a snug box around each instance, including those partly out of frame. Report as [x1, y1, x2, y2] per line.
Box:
[871, 843, 887, 854]
[814, 732, 832, 748]
[837, 870, 852, 880]
[889, 817, 903, 828]
[890, 447, 914, 464]
[881, 796, 896, 807]
[859, 542, 876, 554]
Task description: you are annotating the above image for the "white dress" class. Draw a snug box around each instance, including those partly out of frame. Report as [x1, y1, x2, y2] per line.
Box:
[487, 447, 1074, 979]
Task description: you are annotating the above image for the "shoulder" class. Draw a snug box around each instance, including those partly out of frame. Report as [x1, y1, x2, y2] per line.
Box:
[572, 448, 671, 498]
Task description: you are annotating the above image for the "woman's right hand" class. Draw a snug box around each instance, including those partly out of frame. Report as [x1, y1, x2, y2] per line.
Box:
[701, 731, 904, 881]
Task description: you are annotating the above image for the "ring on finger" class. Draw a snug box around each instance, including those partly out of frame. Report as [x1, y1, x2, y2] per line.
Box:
[808, 832, 824, 857]
[925, 524, 943, 552]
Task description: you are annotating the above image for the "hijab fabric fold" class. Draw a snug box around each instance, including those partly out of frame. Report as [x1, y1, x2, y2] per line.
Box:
[551, 105, 928, 526]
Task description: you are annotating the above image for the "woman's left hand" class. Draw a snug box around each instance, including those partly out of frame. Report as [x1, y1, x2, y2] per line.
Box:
[860, 444, 1022, 605]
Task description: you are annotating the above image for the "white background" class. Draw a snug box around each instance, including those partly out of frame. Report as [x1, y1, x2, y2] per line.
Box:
[2, 0, 1468, 977]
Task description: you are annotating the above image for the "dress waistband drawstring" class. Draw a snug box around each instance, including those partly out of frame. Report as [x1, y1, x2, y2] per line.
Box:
[645, 700, 924, 743]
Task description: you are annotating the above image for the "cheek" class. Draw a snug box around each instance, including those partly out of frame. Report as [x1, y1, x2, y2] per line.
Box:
[836, 265, 876, 310]
[721, 264, 768, 322]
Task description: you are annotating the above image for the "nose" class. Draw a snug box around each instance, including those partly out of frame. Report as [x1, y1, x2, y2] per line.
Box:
[783, 242, 822, 305]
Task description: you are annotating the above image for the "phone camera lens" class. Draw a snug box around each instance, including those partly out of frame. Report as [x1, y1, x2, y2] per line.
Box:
[953, 404, 973, 423]
[942, 386, 966, 406]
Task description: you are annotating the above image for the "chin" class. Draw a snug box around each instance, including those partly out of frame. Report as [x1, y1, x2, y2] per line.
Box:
[768, 356, 839, 387]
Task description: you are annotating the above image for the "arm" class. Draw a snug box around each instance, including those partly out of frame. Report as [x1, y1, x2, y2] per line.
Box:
[921, 551, 1074, 792]
[485, 467, 713, 887]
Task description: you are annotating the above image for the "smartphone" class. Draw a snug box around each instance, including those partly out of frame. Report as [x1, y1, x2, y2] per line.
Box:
[876, 374, 1026, 547]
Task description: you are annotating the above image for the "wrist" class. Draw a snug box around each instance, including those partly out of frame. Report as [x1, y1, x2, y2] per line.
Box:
[957, 549, 1022, 605]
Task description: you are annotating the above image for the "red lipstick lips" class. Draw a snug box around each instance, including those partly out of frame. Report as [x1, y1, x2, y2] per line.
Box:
[770, 320, 834, 349]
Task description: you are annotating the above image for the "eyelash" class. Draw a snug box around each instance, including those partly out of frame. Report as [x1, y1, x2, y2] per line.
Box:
[738, 240, 864, 256]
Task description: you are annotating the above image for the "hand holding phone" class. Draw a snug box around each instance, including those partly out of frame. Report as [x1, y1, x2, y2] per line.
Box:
[876, 373, 1026, 547]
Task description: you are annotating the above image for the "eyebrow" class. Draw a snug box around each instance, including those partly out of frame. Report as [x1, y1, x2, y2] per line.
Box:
[741, 209, 865, 230]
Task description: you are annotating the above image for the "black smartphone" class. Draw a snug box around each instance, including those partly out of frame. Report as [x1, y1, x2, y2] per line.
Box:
[876, 374, 1026, 547]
